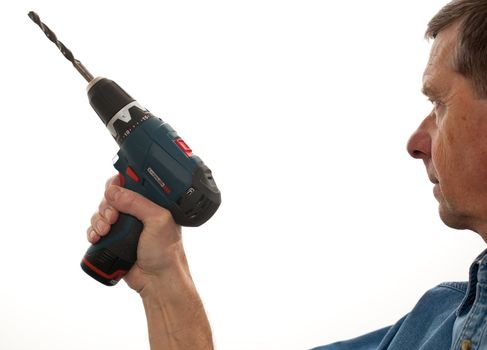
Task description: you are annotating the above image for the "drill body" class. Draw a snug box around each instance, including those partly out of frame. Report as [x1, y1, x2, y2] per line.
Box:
[81, 78, 221, 286]
[28, 11, 221, 287]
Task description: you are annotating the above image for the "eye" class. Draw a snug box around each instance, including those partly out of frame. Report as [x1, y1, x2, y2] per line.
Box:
[428, 98, 444, 111]
[428, 98, 445, 124]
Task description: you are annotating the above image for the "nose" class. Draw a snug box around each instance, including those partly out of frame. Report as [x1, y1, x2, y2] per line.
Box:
[407, 115, 433, 160]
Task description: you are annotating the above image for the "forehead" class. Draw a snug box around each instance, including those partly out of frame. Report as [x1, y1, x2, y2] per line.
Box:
[422, 23, 460, 89]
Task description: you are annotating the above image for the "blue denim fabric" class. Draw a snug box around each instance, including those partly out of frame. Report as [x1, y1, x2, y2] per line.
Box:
[312, 250, 487, 350]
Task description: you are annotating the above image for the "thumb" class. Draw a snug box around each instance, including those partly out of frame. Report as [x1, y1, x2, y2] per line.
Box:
[105, 185, 171, 224]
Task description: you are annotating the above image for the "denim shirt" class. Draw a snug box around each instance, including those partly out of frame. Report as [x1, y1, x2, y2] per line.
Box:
[313, 250, 487, 350]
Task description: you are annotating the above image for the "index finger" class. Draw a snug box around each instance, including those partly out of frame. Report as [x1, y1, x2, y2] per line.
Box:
[105, 174, 121, 190]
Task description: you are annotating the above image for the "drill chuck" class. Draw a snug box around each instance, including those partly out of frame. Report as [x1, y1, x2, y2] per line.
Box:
[87, 77, 152, 145]
[87, 77, 135, 126]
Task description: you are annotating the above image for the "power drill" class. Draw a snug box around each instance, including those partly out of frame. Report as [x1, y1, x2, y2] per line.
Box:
[28, 12, 221, 286]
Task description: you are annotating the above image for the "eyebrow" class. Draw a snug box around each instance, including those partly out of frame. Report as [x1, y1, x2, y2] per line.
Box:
[421, 82, 442, 99]
[421, 84, 438, 97]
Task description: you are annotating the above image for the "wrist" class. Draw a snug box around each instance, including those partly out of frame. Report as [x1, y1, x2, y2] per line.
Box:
[140, 264, 213, 350]
[139, 261, 197, 302]
[125, 238, 193, 295]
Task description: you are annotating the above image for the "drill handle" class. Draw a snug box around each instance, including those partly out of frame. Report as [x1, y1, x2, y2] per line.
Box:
[80, 211, 143, 286]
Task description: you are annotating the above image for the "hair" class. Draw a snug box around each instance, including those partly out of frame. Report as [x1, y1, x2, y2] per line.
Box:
[426, 0, 487, 97]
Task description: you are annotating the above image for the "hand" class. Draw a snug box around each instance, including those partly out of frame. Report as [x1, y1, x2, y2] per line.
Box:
[87, 175, 213, 348]
[87, 175, 213, 349]
[86, 175, 189, 293]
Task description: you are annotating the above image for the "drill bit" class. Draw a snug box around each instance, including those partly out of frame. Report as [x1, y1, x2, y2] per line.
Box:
[28, 11, 94, 82]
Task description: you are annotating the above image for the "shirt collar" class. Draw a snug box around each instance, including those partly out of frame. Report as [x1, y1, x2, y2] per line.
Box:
[457, 249, 487, 316]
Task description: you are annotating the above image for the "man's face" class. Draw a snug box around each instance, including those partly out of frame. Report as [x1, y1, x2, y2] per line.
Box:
[407, 23, 487, 236]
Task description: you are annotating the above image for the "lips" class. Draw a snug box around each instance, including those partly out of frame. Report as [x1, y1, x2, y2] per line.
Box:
[429, 176, 439, 184]
[427, 171, 439, 184]
[426, 162, 439, 184]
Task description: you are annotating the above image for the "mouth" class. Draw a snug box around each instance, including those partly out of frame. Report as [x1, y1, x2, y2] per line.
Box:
[428, 175, 439, 184]
[425, 163, 439, 184]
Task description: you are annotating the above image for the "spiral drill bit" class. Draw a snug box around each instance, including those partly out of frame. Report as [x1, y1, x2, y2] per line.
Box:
[28, 11, 94, 82]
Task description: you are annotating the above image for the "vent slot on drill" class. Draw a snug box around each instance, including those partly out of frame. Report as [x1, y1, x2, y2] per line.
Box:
[97, 250, 117, 264]
[181, 194, 211, 219]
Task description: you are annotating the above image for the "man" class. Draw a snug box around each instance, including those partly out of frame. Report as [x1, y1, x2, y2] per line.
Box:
[313, 0, 487, 348]
[86, 0, 487, 349]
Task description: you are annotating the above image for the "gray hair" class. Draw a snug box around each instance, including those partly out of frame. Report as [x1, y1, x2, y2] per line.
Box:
[426, 0, 487, 97]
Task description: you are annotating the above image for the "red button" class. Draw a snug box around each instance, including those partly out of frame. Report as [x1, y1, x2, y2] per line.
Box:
[175, 138, 193, 157]
[126, 166, 140, 182]
[118, 172, 126, 187]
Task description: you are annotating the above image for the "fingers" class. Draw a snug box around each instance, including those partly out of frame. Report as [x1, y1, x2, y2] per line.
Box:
[87, 175, 174, 245]
[87, 176, 121, 244]
[90, 207, 110, 234]
[105, 174, 121, 189]
[87, 202, 118, 244]
[86, 226, 101, 244]
[105, 185, 173, 226]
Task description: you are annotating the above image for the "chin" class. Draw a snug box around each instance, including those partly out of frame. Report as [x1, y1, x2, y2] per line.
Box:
[438, 204, 470, 231]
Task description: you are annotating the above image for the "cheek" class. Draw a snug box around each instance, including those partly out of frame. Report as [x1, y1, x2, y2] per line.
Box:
[431, 136, 449, 181]
[434, 116, 487, 191]
[431, 120, 463, 184]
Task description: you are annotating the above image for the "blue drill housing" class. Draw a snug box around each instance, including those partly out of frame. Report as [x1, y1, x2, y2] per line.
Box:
[81, 78, 221, 286]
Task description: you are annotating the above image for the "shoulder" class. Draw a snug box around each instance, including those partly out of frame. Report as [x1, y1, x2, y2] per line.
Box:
[435, 281, 468, 294]
[373, 282, 468, 348]
[311, 282, 468, 350]
[409, 281, 467, 313]
[398, 281, 467, 329]
[415, 281, 467, 305]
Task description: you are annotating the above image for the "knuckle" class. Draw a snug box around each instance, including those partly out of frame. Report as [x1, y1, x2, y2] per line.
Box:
[86, 227, 97, 242]
[90, 212, 100, 226]
[105, 206, 118, 224]
[122, 189, 137, 210]
[105, 175, 119, 189]
[109, 209, 119, 224]
[98, 200, 117, 222]
[95, 219, 108, 233]
[150, 207, 173, 226]
[98, 199, 108, 213]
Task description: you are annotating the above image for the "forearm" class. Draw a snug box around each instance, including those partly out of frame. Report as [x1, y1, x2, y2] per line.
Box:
[140, 265, 213, 350]
[89, 180, 213, 349]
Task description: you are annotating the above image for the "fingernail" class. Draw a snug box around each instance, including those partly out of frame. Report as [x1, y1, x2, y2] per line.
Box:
[107, 186, 121, 201]
[89, 230, 97, 241]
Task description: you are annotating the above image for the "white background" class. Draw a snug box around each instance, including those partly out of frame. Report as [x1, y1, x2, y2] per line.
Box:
[0, 0, 483, 349]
